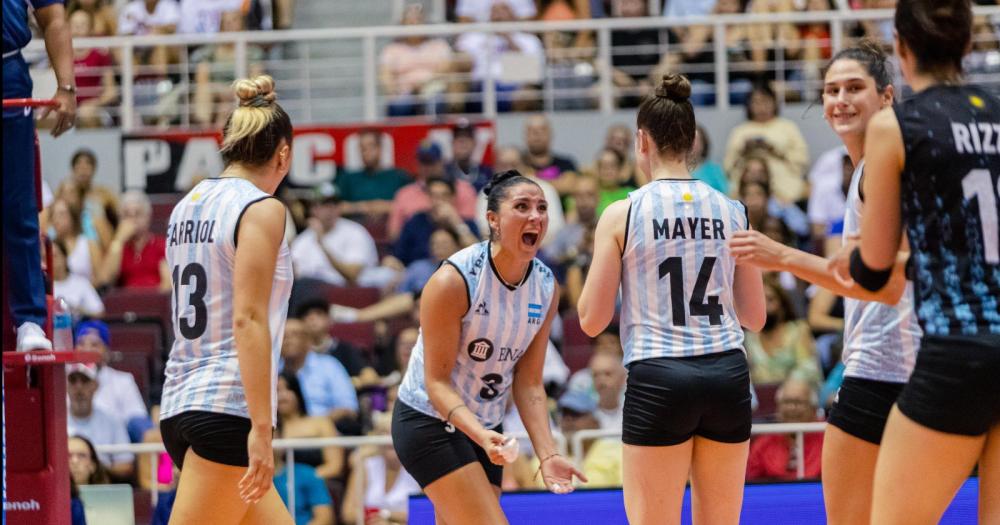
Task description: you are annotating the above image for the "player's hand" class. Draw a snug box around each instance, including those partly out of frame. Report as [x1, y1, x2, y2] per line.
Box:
[729, 230, 788, 271]
[477, 429, 507, 466]
[238, 425, 274, 504]
[827, 234, 859, 288]
[40, 88, 77, 137]
[540, 454, 587, 494]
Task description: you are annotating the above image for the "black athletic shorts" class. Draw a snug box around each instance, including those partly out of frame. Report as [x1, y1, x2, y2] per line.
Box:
[896, 334, 1000, 436]
[391, 401, 503, 488]
[827, 377, 905, 444]
[623, 349, 752, 446]
[160, 411, 253, 469]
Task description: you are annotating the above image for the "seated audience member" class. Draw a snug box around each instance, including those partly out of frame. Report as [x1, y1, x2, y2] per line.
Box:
[594, 148, 634, 215]
[74, 321, 151, 441]
[602, 124, 639, 186]
[291, 184, 380, 287]
[280, 318, 359, 425]
[379, 3, 453, 117]
[388, 141, 478, 240]
[590, 350, 626, 429]
[277, 372, 345, 480]
[738, 157, 810, 240]
[746, 378, 824, 481]
[445, 120, 493, 191]
[557, 386, 623, 487]
[543, 175, 599, 282]
[474, 146, 566, 246]
[523, 115, 578, 195]
[53, 240, 105, 319]
[58, 149, 118, 247]
[393, 177, 480, 266]
[68, 0, 117, 36]
[745, 278, 821, 388]
[455, 0, 536, 22]
[691, 125, 729, 194]
[66, 364, 134, 480]
[177, 0, 242, 34]
[378, 326, 419, 383]
[97, 190, 169, 289]
[610, 0, 663, 108]
[274, 449, 335, 525]
[49, 197, 103, 285]
[297, 298, 370, 378]
[397, 228, 462, 295]
[336, 129, 412, 219]
[807, 146, 852, 242]
[69, 435, 112, 485]
[342, 413, 420, 525]
[70, 9, 117, 128]
[191, 10, 266, 126]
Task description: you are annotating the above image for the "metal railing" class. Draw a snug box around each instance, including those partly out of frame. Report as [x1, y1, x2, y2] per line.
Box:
[24, 7, 1000, 131]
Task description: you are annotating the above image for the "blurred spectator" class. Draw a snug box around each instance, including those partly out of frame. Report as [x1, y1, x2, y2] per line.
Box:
[738, 157, 810, 239]
[664, 0, 718, 17]
[75, 320, 152, 441]
[70, 478, 87, 525]
[543, 175, 599, 282]
[691, 125, 728, 193]
[177, 0, 242, 34]
[192, 10, 266, 126]
[555, 382, 623, 486]
[296, 298, 370, 378]
[523, 115, 578, 195]
[387, 141, 478, 240]
[475, 146, 565, 245]
[48, 197, 102, 284]
[68, 0, 117, 36]
[53, 240, 104, 319]
[276, 372, 345, 480]
[723, 83, 810, 204]
[798, 0, 833, 97]
[118, 0, 179, 36]
[379, 4, 453, 117]
[745, 278, 821, 387]
[603, 123, 639, 185]
[96, 190, 169, 290]
[808, 286, 844, 334]
[594, 148, 634, 215]
[291, 184, 379, 287]
[806, 146, 851, 242]
[745, 0, 802, 88]
[445, 120, 493, 191]
[66, 363, 134, 480]
[393, 177, 480, 266]
[378, 326, 419, 384]
[590, 350, 626, 429]
[967, 17, 1000, 77]
[453, 2, 545, 113]
[274, 450, 335, 525]
[70, 10, 117, 128]
[280, 318, 360, 423]
[739, 179, 770, 232]
[611, 0, 663, 107]
[118, 0, 181, 126]
[456, 0, 536, 22]
[543, 29, 598, 111]
[336, 129, 412, 219]
[397, 228, 462, 294]
[746, 378, 824, 480]
[342, 413, 420, 525]
[57, 149, 118, 248]
[68, 435, 112, 485]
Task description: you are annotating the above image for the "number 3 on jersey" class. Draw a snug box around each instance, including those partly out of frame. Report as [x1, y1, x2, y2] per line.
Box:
[172, 263, 208, 339]
[659, 256, 724, 326]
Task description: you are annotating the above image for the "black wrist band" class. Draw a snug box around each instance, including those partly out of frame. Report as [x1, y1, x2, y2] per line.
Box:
[849, 247, 892, 292]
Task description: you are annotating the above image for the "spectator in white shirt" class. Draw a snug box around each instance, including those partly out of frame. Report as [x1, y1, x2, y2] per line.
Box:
[807, 146, 852, 241]
[66, 363, 134, 480]
[455, 0, 536, 22]
[52, 239, 104, 319]
[177, 0, 242, 34]
[117, 0, 180, 36]
[290, 184, 380, 287]
[74, 321, 152, 442]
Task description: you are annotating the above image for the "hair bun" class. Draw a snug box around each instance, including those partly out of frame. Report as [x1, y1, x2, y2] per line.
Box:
[483, 169, 521, 197]
[234, 75, 277, 108]
[655, 74, 692, 103]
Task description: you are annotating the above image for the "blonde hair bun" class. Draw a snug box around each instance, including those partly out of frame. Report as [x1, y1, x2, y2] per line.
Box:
[233, 75, 277, 108]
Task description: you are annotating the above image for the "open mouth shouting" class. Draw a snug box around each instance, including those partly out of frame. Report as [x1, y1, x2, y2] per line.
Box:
[521, 232, 540, 247]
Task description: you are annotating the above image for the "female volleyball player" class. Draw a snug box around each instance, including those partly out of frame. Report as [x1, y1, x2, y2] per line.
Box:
[159, 75, 295, 524]
[393, 170, 586, 525]
[578, 74, 766, 525]
[829, 0, 1000, 522]
[729, 42, 923, 525]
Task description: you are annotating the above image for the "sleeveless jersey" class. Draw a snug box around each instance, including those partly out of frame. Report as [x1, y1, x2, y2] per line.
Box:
[894, 84, 1000, 336]
[841, 160, 922, 383]
[160, 177, 294, 426]
[397, 241, 556, 429]
[620, 179, 748, 364]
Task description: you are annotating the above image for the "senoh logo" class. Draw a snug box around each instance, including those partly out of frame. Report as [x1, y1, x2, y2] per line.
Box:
[467, 338, 494, 362]
[4, 500, 42, 511]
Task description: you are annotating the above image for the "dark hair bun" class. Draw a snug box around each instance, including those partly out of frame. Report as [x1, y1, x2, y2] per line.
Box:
[483, 169, 521, 197]
[655, 74, 692, 103]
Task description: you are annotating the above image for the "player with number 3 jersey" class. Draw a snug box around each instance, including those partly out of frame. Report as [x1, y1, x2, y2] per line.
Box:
[578, 74, 765, 525]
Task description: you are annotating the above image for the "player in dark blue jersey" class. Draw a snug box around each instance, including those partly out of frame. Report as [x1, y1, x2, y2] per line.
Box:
[829, 0, 1000, 523]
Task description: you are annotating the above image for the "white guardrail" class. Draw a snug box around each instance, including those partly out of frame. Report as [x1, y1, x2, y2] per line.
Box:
[23, 7, 1000, 131]
[95, 422, 825, 523]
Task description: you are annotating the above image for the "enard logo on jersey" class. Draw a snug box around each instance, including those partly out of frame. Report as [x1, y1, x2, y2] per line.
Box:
[527, 303, 543, 325]
[468, 338, 494, 361]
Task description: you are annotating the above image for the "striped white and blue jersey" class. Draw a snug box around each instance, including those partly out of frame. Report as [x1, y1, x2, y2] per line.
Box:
[841, 161, 921, 383]
[620, 179, 748, 364]
[160, 177, 294, 426]
[398, 241, 556, 429]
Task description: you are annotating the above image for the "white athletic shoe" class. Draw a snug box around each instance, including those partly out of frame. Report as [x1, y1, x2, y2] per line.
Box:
[16, 322, 52, 352]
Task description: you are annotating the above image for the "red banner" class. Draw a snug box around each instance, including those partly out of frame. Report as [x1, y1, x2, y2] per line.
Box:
[122, 120, 495, 193]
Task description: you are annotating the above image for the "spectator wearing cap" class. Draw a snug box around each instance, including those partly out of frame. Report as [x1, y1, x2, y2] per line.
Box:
[387, 141, 478, 240]
[555, 383, 624, 488]
[393, 177, 480, 266]
[66, 363, 135, 480]
[290, 183, 380, 287]
[74, 320, 152, 442]
[337, 129, 412, 219]
[445, 121, 493, 192]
